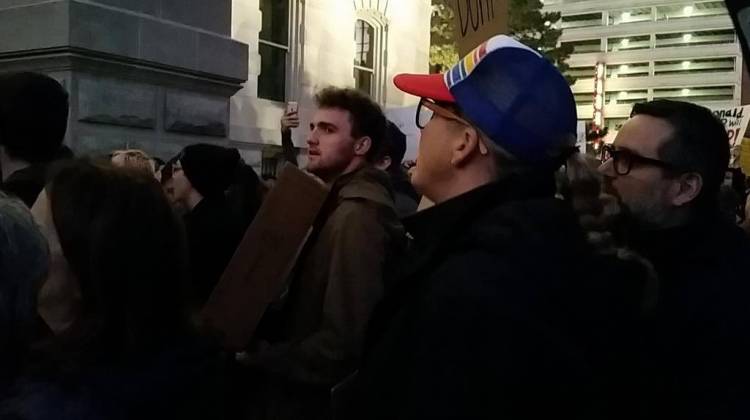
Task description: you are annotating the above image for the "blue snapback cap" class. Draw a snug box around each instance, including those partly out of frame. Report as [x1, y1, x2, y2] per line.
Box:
[394, 35, 577, 164]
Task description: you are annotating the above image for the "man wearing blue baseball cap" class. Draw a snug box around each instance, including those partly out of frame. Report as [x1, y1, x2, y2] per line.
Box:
[339, 35, 649, 420]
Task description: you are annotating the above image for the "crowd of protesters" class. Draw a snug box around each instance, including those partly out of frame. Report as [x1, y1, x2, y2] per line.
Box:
[0, 34, 749, 420]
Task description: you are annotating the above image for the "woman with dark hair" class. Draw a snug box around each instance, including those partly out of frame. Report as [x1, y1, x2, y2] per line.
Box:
[1, 160, 224, 420]
[0, 193, 49, 393]
[225, 159, 266, 234]
[169, 144, 245, 308]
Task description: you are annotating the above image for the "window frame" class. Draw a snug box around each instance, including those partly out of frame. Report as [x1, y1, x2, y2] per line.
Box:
[354, 19, 376, 96]
[354, 9, 389, 104]
[257, 0, 303, 103]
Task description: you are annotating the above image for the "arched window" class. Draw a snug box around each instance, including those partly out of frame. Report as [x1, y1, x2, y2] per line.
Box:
[353, 5, 389, 103]
[354, 19, 376, 96]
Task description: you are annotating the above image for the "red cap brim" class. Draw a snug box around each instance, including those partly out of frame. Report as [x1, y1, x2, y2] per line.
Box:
[394, 73, 455, 103]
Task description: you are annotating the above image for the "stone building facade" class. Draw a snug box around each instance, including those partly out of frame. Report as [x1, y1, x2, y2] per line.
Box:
[0, 0, 431, 167]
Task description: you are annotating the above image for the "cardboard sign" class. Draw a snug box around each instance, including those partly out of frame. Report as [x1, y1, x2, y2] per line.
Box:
[711, 105, 750, 148]
[200, 164, 329, 350]
[452, 0, 508, 57]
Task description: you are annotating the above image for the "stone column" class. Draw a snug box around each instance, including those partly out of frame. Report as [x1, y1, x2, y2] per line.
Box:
[0, 0, 248, 160]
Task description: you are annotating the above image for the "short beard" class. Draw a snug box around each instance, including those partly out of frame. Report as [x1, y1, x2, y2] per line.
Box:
[601, 184, 670, 234]
[623, 200, 671, 231]
[306, 158, 356, 184]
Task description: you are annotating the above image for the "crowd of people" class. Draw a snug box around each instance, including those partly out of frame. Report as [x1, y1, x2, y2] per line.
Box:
[0, 34, 748, 420]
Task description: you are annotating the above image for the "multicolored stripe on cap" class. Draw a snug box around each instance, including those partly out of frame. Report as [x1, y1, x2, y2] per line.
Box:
[444, 35, 542, 90]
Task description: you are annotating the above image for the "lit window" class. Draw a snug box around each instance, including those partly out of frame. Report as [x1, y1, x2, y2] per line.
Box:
[657, 1, 727, 21]
[561, 12, 602, 29]
[654, 85, 735, 102]
[656, 29, 735, 48]
[352, 5, 388, 103]
[608, 8, 651, 25]
[561, 39, 602, 54]
[606, 89, 648, 105]
[654, 57, 736, 76]
[654, 57, 735, 76]
[607, 62, 649, 78]
[608, 35, 650, 52]
[565, 66, 597, 79]
[258, 0, 289, 102]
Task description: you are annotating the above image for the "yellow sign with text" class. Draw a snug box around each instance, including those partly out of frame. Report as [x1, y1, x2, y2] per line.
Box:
[740, 138, 750, 174]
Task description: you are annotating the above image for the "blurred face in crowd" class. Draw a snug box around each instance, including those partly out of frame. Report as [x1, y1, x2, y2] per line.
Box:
[110, 150, 156, 175]
[170, 160, 192, 204]
[598, 115, 688, 228]
[306, 108, 369, 182]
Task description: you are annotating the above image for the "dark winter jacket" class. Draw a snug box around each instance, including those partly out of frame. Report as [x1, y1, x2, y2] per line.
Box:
[389, 168, 419, 218]
[348, 174, 649, 420]
[0, 336, 226, 420]
[629, 217, 750, 420]
[247, 165, 404, 420]
[184, 196, 242, 308]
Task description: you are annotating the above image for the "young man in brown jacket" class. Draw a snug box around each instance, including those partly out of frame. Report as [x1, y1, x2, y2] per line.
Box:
[242, 87, 404, 420]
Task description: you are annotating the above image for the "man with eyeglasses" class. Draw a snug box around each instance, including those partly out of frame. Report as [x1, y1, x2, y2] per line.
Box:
[341, 35, 650, 420]
[599, 99, 750, 419]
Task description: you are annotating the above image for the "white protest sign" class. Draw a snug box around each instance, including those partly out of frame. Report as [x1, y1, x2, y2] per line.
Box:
[576, 121, 587, 154]
[711, 105, 750, 148]
[385, 105, 420, 162]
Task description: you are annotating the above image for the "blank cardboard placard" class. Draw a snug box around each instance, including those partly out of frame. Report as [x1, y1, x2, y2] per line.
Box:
[452, 0, 509, 57]
[201, 164, 330, 350]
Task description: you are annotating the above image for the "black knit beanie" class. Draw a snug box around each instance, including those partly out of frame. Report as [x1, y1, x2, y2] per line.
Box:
[178, 144, 240, 198]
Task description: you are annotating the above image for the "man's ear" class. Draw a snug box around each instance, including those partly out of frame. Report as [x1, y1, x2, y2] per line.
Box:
[670, 172, 703, 207]
[354, 136, 372, 158]
[450, 127, 483, 167]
